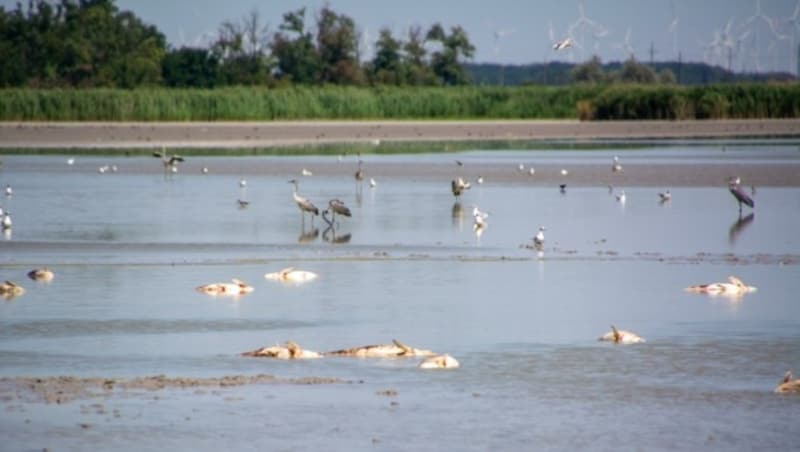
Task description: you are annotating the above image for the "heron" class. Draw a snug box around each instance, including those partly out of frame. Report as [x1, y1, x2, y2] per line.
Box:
[153, 147, 184, 173]
[612, 155, 623, 172]
[728, 176, 754, 215]
[533, 226, 546, 246]
[288, 179, 319, 224]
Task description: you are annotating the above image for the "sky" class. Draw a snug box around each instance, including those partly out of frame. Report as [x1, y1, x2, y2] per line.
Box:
[3, 0, 800, 74]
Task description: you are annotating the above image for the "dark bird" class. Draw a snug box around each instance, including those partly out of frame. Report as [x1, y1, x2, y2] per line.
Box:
[153, 147, 184, 173]
[451, 177, 471, 198]
[328, 199, 352, 219]
[355, 159, 365, 183]
[728, 176, 754, 215]
[559, 183, 567, 194]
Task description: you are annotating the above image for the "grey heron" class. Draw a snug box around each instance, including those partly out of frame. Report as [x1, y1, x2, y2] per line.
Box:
[288, 179, 319, 223]
[728, 176, 754, 215]
[327, 199, 352, 222]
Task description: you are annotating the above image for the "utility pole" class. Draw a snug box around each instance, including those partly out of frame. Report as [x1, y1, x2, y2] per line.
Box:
[677, 51, 683, 84]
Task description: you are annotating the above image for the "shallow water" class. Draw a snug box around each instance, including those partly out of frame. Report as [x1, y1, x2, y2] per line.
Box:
[1, 144, 799, 451]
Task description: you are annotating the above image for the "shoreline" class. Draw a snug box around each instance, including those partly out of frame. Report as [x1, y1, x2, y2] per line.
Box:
[1, 119, 799, 149]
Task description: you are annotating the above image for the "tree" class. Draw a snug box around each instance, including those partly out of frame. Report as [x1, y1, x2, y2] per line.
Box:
[315, 6, 363, 85]
[616, 57, 657, 84]
[425, 23, 474, 85]
[570, 55, 606, 84]
[402, 25, 437, 85]
[270, 8, 319, 84]
[162, 47, 219, 88]
[369, 27, 403, 85]
[212, 9, 274, 85]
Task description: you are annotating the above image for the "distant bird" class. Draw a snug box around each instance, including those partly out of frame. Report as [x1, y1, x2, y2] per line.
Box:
[553, 36, 573, 51]
[98, 165, 108, 174]
[472, 205, 489, 228]
[455, 160, 463, 167]
[451, 177, 471, 198]
[419, 354, 460, 369]
[237, 199, 250, 209]
[477, 175, 484, 185]
[528, 167, 536, 176]
[0, 280, 25, 299]
[533, 226, 546, 246]
[1, 212, 11, 230]
[616, 190, 627, 204]
[288, 179, 319, 222]
[608, 184, 614, 194]
[658, 190, 671, 202]
[775, 370, 800, 394]
[560, 169, 569, 176]
[196, 278, 254, 296]
[369, 177, 377, 188]
[728, 176, 754, 215]
[598, 325, 645, 344]
[684, 275, 757, 296]
[110, 165, 118, 173]
[355, 159, 365, 183]
[301, 168, 313, 177]
[67, 158, 75, 165]
[612, 155, 623, 172]
[559, 183, 567, 194]
[153, 147, 184, 172]
[27, 268, 54, 282]
[201, 167, 209, 174]
[4, 184, 11, 197]
[518, 163, 525, 172]
[264, 267, 318, 283]
[327, 199, 352, 222]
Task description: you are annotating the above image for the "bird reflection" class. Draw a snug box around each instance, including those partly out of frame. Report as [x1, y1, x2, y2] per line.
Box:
[728, 212, 754, 245]
[297, 226, 319, 244]
[451, 202, 464, 229]
[322, 209, 352, 244]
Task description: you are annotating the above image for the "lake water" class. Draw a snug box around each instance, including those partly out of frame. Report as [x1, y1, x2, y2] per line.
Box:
[1, 143, 799, 451]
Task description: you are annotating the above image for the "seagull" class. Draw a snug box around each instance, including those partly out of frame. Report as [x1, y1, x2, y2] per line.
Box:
[658, 190, 671, 202]
[477, 176, 484, 185]
[202, 167, 209, 174]
[528, 167, 536, 176]
[4, 185, 12, 197]
[239, 178, 247, 188]
[369, 177, 377, 188]
[472, 205, 489, 227]
[560, 169, 569, 176]
[67, 158, 75, 165]
[451, 177, 471, 198]
[616, 190, 627, 203]
[553, 36, 573, 51]
[301, 168, 313, 177]
[1, 212, 11, 230]
[612, 155, 623, 172]
[533, 226, 545, 246]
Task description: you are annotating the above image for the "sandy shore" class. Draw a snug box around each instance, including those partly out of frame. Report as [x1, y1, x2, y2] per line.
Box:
[1, 119, 799, 149]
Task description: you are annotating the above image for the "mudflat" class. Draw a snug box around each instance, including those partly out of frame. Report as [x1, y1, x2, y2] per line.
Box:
[1, 119, 799, 149]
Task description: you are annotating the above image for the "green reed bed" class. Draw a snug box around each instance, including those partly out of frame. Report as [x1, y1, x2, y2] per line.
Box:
[0, 84, 796, 122]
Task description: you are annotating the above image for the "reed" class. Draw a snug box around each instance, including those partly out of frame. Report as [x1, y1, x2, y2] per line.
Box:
[0, 84, 796, 121]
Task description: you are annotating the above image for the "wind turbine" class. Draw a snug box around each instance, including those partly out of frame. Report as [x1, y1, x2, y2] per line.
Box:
[668, 0, 680, 59]
[567, 0, 608, 60]
[613, 28, 636, 61]
[744, 0, 786, 72]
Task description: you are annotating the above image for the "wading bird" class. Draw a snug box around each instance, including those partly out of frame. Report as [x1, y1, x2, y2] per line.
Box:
[533, 226, 546, 246]
[599, 325, 645, 344]
[326, 199, 352, 225]
[684, 275, 757, 296]
[775, 370, 800, 393]
[355, 159, 365, 184]
[288, 179, 319, 224]
[153, 147, 184, 173]
[27, 268, 54, 282]
[728, 176, 754, 215]
[612, 155, 623, 172]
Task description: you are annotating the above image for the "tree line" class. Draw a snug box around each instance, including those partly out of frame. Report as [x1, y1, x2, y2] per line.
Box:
[0, 0, 476, 88]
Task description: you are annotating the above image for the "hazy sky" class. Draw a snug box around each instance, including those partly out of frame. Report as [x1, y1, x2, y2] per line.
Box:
[4, 0, 799, 73]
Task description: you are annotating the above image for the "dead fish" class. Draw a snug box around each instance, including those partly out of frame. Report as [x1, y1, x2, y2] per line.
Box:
[27, 267, 54, 282]
[241, 341, 323, 359]
[775, 370, 800, 394]
[196, 278, 254, 296]
[419, 354, 460, 369]
[684, 276, 757, 296]
[598, 325, 645, 345]
[326, 339, 436, 358]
